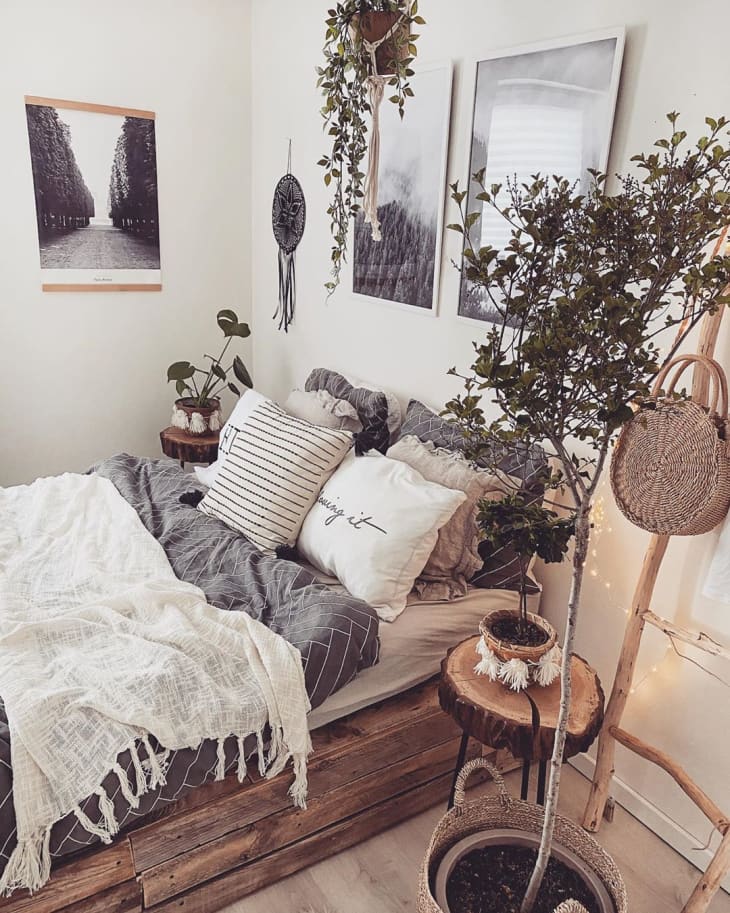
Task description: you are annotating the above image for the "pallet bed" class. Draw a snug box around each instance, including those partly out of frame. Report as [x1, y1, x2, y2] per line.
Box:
[0, 678, 495, 913]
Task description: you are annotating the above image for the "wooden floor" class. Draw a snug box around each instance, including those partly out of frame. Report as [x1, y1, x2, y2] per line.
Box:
[223, 765, 730, 913]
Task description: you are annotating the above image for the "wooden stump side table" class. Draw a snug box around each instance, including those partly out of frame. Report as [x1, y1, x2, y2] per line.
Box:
[160, 427, 220, 469]
[439, 635, 604, 808]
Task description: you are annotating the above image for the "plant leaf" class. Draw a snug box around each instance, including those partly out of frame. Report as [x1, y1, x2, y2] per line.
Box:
[233, 355, 253, 389]
[217, 309, 251, 338]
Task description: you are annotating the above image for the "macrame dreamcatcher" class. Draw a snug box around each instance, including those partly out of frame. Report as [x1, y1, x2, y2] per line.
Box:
[360, 11, 407, 242]
[272, 142, 306, 332]
[474, 639, 562, 693]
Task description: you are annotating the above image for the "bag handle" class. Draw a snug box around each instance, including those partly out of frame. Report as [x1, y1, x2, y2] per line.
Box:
[651, 354, 728, 417]
[453, 757, 510, 815]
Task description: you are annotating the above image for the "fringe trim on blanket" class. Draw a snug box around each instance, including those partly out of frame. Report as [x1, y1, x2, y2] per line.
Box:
[0, 727, 311, 897]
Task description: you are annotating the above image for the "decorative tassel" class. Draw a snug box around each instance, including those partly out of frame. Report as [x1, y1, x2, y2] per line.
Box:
[130, 742, 147, 797]
[209, 410, 222, 431]
[362, 75, 386, 241]
[0, 830, 51, 897]
[141, 735, 168, 789]
[534, 645, 562, 687]
[256, 730, 267, 777]
[73, 803, 114, 844]
[95, 787, 119, 838]
[171, 405, 189, 431]
[499, 658, 531, 692]
[275, 543, 299, 561]
[275, 248, 296, 333]
[215, 738, 227, 781]
[189, 412, 207, 435]
[179, 490, 205, 508]
[474, 639, 502, 681]
[113, 762, 139, 809]
[236, 736, 248, 783]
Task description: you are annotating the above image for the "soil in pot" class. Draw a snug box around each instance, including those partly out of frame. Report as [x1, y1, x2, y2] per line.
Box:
[446, 844, 600, 913]
[489, 616, 550, 648]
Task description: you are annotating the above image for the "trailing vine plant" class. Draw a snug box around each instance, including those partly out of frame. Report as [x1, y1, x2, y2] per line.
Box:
[317, 0, 423, 295]
[445, 114, 730, 912]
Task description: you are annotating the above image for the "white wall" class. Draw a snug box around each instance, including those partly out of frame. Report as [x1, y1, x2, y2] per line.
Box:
[0, 0, 252, 485]
[250, 0, 730, 883]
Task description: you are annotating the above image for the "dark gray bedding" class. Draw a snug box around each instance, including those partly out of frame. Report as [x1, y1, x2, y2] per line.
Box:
[0, 455, 379, 878]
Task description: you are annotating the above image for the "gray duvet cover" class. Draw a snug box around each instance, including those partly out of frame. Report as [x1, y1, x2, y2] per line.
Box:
[0, 455, 379, 878]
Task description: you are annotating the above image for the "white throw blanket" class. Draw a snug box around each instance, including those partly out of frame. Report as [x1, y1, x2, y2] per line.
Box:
[0, 473, 312, 896]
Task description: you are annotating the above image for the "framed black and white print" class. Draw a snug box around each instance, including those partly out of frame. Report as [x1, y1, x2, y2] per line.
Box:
[25, 96, 161, 291]
[352, 61, 453, 315]
[458, 28, 625, 323]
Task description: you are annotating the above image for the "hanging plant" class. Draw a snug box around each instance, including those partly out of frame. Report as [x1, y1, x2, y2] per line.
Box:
[317, 0, 424, 295]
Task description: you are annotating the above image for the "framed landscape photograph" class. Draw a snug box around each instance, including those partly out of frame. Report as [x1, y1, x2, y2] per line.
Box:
[24, 96, 161, 291]
[458, 28, 625, 323]
[352, 61, 453, 315]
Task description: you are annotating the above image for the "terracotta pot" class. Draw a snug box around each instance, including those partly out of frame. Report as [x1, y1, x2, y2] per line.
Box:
[433, 829, 616, 913]
[350, 9, 409, 75]
[172, 397, 222, 436]
[479, 608, 557, 664]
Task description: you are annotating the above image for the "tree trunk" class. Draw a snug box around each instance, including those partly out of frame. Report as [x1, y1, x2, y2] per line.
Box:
[520, 506, 591, 913]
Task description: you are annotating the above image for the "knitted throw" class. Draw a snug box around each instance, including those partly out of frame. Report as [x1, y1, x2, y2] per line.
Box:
[0, 473, 311, 896]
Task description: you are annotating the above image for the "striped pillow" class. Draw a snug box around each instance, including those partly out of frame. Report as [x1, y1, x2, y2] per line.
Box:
[198, 400, 353, 552]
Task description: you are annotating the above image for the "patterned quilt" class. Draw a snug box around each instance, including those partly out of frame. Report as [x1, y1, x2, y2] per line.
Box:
[0, 455, 379, 877]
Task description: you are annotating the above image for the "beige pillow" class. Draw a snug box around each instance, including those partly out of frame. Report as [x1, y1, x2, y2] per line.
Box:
[285, 388, 363, 432]
[387, 436, 512, 600]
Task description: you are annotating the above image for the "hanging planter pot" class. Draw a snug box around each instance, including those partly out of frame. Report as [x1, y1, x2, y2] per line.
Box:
[317, 1, 424, 294]
[418, 759, 627, 913]
[350, 9, 409, 75]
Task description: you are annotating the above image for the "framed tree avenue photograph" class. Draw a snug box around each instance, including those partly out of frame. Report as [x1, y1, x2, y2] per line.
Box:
[458, 28, 624, 323]
[352, 61, 453, 315]
[24, 96, 162, 291]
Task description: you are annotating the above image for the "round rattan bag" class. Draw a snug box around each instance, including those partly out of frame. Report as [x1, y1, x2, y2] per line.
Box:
[611, 354, 730, 536]
[417, 758, 627, 913]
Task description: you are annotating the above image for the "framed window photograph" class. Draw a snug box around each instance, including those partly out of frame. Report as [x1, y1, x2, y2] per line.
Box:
[458, 28, 625, 323]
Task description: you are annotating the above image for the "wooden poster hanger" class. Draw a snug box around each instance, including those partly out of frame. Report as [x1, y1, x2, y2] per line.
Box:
[582, 229, 730, 913]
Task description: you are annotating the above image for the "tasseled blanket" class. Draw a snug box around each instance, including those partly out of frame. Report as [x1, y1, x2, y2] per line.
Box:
[0, 473, 311, 897]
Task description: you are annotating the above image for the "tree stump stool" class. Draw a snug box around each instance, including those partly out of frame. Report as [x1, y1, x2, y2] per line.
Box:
[160, 427, 219, 469]
[439, 635, 604, 808]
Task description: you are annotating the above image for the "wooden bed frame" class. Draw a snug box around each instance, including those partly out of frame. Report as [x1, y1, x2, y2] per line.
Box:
[0, 677, 503, 913]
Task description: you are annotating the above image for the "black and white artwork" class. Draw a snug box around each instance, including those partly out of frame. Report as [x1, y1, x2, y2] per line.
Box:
[25, 96, 161, 291]
[459, 29, 624, 323]
[353, 62, 453, 314]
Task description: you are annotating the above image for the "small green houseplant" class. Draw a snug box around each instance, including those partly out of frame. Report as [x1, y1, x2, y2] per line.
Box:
[167, 309, 252, 435]
[317, 0, 424, 294]
[445, 114, 730, 912]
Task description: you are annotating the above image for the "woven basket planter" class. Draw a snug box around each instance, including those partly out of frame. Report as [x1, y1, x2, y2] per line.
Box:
[611, 354, 730, 536]
[418, 759, 627, 913]
[479, 609, 557, 664]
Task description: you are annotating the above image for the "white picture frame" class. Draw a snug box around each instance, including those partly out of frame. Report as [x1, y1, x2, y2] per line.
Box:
[457, 27, 625, 325]
[351, 60, 453, 317]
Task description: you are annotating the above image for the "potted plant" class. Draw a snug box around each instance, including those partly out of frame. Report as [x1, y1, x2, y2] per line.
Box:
[434, 114, 730, 912]
[317, 0, 424, 294]
[475, 494, 574, 692]
[167, 309, 253, 435]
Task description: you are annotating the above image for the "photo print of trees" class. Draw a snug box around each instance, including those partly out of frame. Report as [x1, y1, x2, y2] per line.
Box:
[25, 97, 161, 290]
[352, 63, 452, 313]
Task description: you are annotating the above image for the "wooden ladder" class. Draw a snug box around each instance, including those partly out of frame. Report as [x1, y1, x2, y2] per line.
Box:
[582, 300, 730, 913]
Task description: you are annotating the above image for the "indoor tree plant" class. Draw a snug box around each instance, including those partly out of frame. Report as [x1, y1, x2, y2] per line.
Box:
[167, 309, 253, 435]
[317, 0, 424, 294]
[443, 114, 730, 912]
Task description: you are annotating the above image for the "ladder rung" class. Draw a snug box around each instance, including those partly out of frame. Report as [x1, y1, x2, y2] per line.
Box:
[642, 610, 730, 661]
[609, 726, 729, 834]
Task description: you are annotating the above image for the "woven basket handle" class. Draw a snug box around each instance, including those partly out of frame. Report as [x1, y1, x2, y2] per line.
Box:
[652, 354, 728, 417]
[453, 757, 510, 813]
